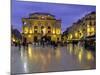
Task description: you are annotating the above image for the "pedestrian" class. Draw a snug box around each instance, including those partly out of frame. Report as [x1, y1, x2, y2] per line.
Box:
[18, 40, 21, 50]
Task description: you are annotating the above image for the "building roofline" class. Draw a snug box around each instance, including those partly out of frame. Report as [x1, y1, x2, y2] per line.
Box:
[29, 12, 55, 17]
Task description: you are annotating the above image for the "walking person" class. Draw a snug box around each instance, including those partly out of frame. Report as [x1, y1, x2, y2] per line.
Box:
[23, 37, 28, 50]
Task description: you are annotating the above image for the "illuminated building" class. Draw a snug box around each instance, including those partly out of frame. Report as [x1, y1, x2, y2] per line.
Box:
[83, 12, 96, 37]
[22, 13, 61, 43]
[11, 27, 22, 45]
[64, 11, 96, 41]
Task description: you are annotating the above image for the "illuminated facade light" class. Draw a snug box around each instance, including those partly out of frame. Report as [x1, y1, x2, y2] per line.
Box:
[22, 13, 61, 42]
[29, 29, 33, 34]
[75, 32, 78, 38]
[24, 27, 28, 34]
[91, 27, 94, 33]
[28, 35, 31, 38]
[43, 28, 46, 35]
[66, 12, 95, 41]
[41, 16, 45, 19]
[79, 30, 83, 38]
[87, 25, 90, 28]
[53, 29, 55, 34]
[12, 37, 15, 42]
[56, 29, 60, 34]
[87, 27, 90, 33]
[70, 34, 72, 39]
[87, 26, 95, 36]
[87, 27, 91, 36]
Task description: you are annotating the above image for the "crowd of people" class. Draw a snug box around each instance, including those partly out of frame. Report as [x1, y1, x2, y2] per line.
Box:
[12, 37, 67, 49]
[12, 37, 86, 49]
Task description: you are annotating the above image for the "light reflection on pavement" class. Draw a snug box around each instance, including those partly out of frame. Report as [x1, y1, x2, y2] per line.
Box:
[11, 44, 96, 74]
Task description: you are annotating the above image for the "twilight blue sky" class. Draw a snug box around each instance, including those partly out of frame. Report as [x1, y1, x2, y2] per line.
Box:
[11, 0, 96, 33]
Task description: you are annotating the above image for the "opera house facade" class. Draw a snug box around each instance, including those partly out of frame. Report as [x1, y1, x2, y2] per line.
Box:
[22, 13, 61, 43]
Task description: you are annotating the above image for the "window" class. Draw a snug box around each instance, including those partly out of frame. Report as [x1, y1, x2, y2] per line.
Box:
[48, 31, 51, 34]
[57, 38, 59, 41]
[48, 26, 51, 29]
[23, 21, 26, 25]
[34, 30, 37, 33]
[34, 26, 38, 29]
[89, 21, 92, 26]
[41, 26, 44, 29]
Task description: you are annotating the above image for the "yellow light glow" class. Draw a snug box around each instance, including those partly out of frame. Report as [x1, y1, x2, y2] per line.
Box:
[86, 51, 93, 61]
[16, 39, 18, 42]
[28, 46, 33, 59]
[28, 35, 31, 38]
[24, 27, 28, 34]
[12, 37, 15, 42]
[78, 53, 82, 62]
[29, 29, 33, 34]
[87, 27, 90, 32]
[24, 31, 27, 34]
[87, 25, 90, 27]
[75, 32, 78, 38]
[55, 48, 61, 62]
[87, 27, 91, 36]
[70, 34, 72, 39]
[78, 50, 83, 63]
[56, 29, 60, 34]
[80, 33, 83, 38]
[53, 29, 55, 34]
[52, 35, 56, 42]
[79, 30, 83, 38]
[91, 27, 94, 32]
[43, 28, 46, 35]
[69, 44, 73, 54]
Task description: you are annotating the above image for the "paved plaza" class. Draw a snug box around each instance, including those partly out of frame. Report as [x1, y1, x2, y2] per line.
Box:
[11, 44, 95, 74]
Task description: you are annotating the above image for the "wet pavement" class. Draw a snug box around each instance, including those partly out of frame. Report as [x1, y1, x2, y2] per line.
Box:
[11, 44, 96, 74]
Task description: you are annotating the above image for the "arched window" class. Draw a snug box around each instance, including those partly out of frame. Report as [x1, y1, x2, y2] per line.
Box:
[41, 26, 44, 29]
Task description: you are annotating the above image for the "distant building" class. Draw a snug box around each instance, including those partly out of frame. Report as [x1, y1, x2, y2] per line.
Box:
[11, 27, 22, 44]
[22, 13, 61, 43]
[64, 11, 96, 41]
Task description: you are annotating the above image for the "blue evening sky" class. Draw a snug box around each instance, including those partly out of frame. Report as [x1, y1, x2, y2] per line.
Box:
[11, 0, 96, 33]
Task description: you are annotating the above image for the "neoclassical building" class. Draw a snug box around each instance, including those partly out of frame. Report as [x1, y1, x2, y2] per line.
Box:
[22, 13, 61, 43]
